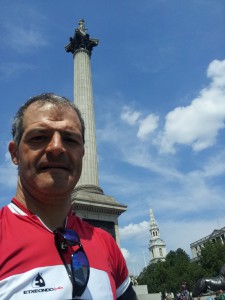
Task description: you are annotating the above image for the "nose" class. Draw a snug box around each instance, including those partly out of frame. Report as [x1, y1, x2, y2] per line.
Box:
[45, 132, 65, 156]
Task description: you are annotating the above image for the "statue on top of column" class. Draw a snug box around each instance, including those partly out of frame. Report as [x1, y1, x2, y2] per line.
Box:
[78, 19, 86, 35]
[65, 19, 99, 55]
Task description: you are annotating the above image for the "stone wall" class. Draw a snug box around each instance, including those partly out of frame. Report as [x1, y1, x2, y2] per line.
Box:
[132, 285, 162, 300]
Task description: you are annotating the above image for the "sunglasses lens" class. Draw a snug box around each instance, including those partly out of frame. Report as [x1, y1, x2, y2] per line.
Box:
[54, 228, 90, 297]
[64, 229, 80, 242]
[71, 251, 89, 287]
[57, 228, 80, 245]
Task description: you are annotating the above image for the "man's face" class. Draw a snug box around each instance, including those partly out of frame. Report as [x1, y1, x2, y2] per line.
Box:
[9, 102, 84, 199]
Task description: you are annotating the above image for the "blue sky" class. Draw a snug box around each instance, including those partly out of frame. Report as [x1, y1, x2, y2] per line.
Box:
[1, 0, 225, 275]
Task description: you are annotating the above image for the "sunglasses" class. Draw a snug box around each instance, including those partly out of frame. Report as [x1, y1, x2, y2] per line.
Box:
[54, 228, 90, 298]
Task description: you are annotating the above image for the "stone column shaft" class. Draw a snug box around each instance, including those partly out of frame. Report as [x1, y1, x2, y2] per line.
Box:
[66, 20, 127, 244]
[74, 49, 99, 187]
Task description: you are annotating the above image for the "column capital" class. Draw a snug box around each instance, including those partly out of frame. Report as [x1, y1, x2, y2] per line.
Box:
[65, 19, 98, 55]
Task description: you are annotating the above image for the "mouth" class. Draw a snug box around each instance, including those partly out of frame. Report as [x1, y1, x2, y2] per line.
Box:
[38, 163, 70, 172]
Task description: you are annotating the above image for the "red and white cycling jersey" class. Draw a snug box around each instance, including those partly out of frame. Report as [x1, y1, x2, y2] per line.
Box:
[0, 198, 130, 300]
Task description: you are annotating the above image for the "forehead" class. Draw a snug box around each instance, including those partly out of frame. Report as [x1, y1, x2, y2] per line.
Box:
[23, 102, 81, 131]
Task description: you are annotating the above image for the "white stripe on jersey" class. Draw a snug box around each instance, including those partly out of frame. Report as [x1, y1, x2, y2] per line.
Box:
[116, 276, 130, 299]
[0, 265, 115, 300]
[8, 202, 27, 216]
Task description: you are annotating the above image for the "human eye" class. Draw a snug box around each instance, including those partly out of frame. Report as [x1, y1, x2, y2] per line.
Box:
[64, 133, 82, 145]
[64, 137, 78, 143]
[27, 132, 48, 143]
[31, 135, 47, 142]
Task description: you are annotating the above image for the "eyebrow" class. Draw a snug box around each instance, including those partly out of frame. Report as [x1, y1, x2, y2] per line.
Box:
[24, 127, 83, 138]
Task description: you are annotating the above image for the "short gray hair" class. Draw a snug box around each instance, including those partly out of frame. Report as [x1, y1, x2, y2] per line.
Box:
[12, 93, 85, 145]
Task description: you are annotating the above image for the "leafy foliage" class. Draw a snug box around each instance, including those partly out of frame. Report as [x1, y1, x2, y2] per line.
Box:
[199, 241, 225, 276]
[137, 240, 225, 297]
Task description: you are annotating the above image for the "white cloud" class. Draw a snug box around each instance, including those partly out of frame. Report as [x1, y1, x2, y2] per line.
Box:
[3, 23, 48, 53]
[120, 222, 150, 275]
[159, 219, 221, 259]
[207, 59, 225, 88]
[0, 149, 17, 207]
[120, 221, 149, 239]
[0, 62, 36, 78]
[120, 107, 159, 140]
[0, 151, 17, 189]
[121, 248, 130, 260]
[158, 59, 225, 153]
[202, 149, 225, 178]
[97, 60, 225, 273]
[137, 114, 159, 140]
[120, 106, 141, 125]
[120, 217, 223, 275]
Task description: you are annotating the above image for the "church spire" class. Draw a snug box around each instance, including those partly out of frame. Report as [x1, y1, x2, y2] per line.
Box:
[150, 208, 161, 239]
[149, 208, 167, 263]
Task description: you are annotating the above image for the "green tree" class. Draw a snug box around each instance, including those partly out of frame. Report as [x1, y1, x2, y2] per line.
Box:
[199, 241, 225, 276]
[138, 248, 204, 295]
[138, 261, 166, 293]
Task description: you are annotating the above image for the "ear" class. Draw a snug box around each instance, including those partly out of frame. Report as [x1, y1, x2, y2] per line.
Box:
[82, 146, 85, 158]
[8, 141, 19, 165]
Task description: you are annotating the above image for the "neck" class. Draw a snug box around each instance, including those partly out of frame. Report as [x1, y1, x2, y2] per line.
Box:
[14, 184, 72, 231]
[35, 206, 70, 231]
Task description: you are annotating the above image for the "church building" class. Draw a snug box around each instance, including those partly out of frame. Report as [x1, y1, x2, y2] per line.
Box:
[149, 209, 167, 263]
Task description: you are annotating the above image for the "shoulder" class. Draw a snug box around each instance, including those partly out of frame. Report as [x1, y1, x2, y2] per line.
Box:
[0, 206, 4, 219]
[69, 214, 117, 245]
[0, 205, 8, 216]
[0, 205, 13, 243]
[68, 214, 130, 286]
[0, 205, 11, 225]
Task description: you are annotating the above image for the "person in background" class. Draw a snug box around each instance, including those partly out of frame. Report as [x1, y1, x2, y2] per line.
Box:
[0, 93, 138, 300]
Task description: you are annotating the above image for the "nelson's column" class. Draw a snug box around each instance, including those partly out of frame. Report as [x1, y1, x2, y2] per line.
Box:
[65, 19, 126, 244]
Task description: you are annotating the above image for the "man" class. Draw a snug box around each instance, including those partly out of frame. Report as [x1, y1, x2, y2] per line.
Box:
[0, 93, 137, 300]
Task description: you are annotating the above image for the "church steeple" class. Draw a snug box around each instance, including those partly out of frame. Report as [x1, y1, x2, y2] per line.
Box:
[149, 209, 167, 263]
[150, 208, 160, 239]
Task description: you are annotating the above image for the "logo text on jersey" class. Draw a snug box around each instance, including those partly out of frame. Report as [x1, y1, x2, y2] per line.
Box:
[23, 273, 63, 295]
